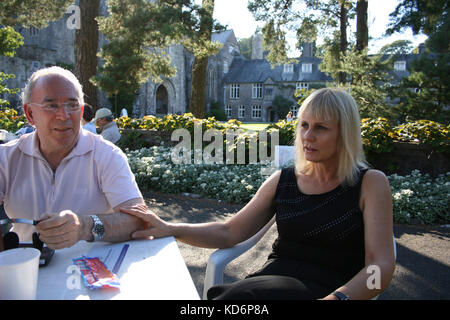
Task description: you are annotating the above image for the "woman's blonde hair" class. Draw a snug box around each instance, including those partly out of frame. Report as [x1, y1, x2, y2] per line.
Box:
[294, 87, 368, 186]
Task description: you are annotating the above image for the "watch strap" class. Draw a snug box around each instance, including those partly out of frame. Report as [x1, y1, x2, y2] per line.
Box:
[331, 291, 350, 300]
[90, 215, 105, 242]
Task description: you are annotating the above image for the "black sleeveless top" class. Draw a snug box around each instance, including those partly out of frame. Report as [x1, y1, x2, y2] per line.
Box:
[268, 167, 368, 289]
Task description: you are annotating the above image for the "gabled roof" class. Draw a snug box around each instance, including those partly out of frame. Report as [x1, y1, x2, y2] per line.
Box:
[211, 29, 236, 44]
[223, 56, 333, 84]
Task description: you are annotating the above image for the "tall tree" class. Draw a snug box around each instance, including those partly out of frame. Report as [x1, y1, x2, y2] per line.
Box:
[248, 0, 354, 67]
[190, 0, 215, 119]
[386, 0, 449, 123]
[355, 0, 368, 52]
[74, 0, 100, 110]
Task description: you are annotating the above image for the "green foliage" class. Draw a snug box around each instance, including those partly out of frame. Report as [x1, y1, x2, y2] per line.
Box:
[237, 36, 253, 59]
[388, 54, 450, 123]
[117, 130, 147, 151]
[0, 0, 73, 28]
[0, 27, 24, 106]
[266, 119, 297, 146]
[115, 113, 229, 132]
[0, 1, 72, 106]
[272, 95, 294, 118]
[0, 108, 27, 132]
[94, 0, 222, 100]
[360, 118, 395, 154]
[322, 48, 394, 119]
[393, 120, 450, 153]
[206, 101, 227, 121]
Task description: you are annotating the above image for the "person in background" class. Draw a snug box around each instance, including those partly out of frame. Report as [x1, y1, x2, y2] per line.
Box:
[94, 108, 121, 144]
[121, 88, 395, 300]
[286, 111, 293, 122]
[81, 103, 97, 134]
[0, 66, 149, 248]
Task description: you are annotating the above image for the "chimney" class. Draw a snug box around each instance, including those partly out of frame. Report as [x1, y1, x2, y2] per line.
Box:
[418, 43, 426, 55]
[301, 42, 315, 57]
[252, 33, 263, 59]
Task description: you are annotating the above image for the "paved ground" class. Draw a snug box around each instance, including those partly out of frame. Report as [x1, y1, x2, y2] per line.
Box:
[144, 190, 450, 300]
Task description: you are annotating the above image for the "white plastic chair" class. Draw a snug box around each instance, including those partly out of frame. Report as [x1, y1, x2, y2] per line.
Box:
[202, 216, 397, 300]
[203, 216, 276, 299]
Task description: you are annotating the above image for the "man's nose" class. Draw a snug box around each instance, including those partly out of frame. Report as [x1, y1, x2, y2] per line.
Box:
[54, 105, 70, 119]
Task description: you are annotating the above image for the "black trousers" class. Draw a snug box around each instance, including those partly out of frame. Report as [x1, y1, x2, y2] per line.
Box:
[207, 275, 330, 300]
[207, 258, 334, 300]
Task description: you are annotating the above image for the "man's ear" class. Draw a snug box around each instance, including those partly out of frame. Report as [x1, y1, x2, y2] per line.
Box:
[80, 104, 84, 120]
[23, 104, 35, 126]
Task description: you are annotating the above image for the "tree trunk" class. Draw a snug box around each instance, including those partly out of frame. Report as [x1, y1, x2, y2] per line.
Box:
[338, 1, 348, 84]
[356, 0, 368, 52]
[190, 0, 214, 119]
[74, 0, 100, 110]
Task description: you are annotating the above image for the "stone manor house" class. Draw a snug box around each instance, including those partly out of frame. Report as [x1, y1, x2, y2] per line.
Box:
[0, 2, 422, 122]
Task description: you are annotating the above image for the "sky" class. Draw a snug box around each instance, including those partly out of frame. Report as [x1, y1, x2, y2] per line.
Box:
[210, 0, 428, 55]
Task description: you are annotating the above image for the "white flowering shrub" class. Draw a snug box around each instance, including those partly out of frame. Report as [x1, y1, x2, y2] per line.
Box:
[127, 147, 450, 224]
[126, 146, 268, 203]
[388, 170, 450, 224]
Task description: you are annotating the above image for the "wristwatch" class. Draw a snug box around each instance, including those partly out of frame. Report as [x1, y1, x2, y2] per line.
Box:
[331, 291, 351, 300]
[90, 215, 105, 242]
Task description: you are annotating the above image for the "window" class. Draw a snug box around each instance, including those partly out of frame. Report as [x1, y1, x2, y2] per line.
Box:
[225, 105, 232, 118]
[223, 62, 229, 74]
[265, 87, 273, 97]
[394, 61, 406, 71]
[284, 64, 294, 73]
[252, 105, 262, 119]
[29, 27, 39, 37]
[209, 69, 215, 99]
[290, 105, 299, 117]
[252, 83, 263, 99]
[301, 63, 312, 73]
[31, 61, 41, 71]
[230, 84, 240, 99]
[296, 82, 309, 91]
[238, 105, 245, 118]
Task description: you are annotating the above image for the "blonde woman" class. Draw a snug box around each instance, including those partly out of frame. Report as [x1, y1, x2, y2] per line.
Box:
[122, 88, 395, 300]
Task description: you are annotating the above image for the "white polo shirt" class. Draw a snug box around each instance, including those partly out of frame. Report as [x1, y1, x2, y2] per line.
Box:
[0, 129, 142, 241]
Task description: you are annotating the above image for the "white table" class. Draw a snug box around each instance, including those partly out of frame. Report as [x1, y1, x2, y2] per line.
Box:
[37, 237, 200, 300]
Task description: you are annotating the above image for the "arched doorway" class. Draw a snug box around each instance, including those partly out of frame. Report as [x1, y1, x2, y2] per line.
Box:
[155, 85, 168, 115]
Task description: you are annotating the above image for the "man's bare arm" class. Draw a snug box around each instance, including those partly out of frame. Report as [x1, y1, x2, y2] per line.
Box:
[79, 197, 148, 243]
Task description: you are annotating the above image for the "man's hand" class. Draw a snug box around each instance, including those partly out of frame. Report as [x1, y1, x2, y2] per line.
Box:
[36, 210, 86, 249]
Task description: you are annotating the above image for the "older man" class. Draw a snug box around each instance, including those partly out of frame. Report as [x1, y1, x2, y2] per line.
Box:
[0, 66, 146, 249]
[94, 108, 121, 144]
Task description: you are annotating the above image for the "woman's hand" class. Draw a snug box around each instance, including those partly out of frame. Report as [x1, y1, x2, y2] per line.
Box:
[120, 204, 172, 239]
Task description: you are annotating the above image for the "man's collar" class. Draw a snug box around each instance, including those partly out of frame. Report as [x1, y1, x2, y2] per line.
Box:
[18, 129, 94, 160]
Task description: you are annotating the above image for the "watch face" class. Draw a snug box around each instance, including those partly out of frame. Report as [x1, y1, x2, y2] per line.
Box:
[94, 223, 105, 236]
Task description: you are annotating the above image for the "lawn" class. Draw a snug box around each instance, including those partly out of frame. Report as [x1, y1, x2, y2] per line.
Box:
[239, 122, 271, 131]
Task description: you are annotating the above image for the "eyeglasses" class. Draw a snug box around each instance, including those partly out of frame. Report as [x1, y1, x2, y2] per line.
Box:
[29, 101, 82, 113]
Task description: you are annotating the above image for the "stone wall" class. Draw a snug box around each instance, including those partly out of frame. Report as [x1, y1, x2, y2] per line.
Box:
[367, 142, 449, 177]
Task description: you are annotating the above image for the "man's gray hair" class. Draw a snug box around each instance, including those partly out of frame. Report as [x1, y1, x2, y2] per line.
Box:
[21, 66, 84, 104]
